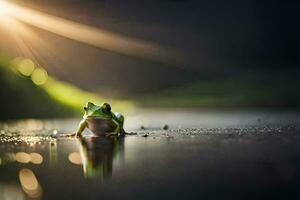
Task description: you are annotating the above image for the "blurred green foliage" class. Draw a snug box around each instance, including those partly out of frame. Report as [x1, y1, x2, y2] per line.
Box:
[0, 57, 133, 120]
[0, 58, 74, 119]
[41, 78, 133, 114]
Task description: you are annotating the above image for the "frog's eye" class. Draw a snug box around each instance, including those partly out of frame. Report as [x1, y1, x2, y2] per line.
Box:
[103, 103, 111, 113]
[84, 106, 87, 111]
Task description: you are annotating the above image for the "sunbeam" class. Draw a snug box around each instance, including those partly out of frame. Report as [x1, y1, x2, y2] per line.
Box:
[0, 0, 180, 65]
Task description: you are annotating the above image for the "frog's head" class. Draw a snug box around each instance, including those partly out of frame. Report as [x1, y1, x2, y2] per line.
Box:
[83, 102, 112, 118]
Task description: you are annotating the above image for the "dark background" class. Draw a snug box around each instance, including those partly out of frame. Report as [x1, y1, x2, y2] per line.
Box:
[0, 0, 299, 113]
[5, 0, 296, 93]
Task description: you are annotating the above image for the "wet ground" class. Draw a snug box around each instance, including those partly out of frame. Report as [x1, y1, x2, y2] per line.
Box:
[0, 109, 300, 200]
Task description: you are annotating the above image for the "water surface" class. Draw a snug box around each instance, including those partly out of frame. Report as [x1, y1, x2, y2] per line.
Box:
[0, 109, 300, 200]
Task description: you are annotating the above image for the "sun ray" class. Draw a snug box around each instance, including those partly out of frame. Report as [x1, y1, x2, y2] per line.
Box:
[0, 11, 72, 77]
[0, 16, 34, 58]
[0, 0, 181, 65]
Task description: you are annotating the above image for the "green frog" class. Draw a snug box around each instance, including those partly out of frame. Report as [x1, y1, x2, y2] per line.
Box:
[75, 102, 125, 137]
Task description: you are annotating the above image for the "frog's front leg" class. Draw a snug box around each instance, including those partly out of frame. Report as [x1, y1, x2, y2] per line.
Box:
[119, 127, 126, 136]
[75, 119, 88, 137]
[115, 125, 126, 137]
[105, 126, 124, 138]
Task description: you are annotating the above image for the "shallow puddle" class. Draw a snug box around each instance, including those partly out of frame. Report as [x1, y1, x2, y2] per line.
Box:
[0, 110, 300, 199]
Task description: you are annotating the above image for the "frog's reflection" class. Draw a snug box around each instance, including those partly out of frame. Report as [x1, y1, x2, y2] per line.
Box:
[78, 137, 124, 180]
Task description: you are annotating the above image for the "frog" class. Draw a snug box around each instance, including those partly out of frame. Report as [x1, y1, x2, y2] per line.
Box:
[75, 102, 125, 137]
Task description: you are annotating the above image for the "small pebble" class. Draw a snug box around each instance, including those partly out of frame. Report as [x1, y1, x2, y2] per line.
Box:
[142, 133, 149, 137]
[51, 130, 58, 138]
[163, 125, 169, 130]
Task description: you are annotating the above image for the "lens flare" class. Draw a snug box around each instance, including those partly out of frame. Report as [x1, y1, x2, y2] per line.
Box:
[29, 153, 43, 164]
[17, 59, 35, 76]
[31, 67, 48, 85]
[19, 168, 42, 198]
[68, 152, 82, 165]
[15, 152, 31, 163]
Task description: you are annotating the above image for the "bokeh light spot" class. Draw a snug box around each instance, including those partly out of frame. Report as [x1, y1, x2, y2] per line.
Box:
[15, 152, 31, 163]
[31, 67, 48, 85]
[17, 59, 35, 76]
[68, 152, 82, 165]
[29, 153, 43, 164]
[19, 168, 42, 198]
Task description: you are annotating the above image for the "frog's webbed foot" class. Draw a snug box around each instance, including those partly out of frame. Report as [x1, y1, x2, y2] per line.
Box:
[74, 132, 82, 138]
[69, 131, 81, 138]
[69, 132, 77, 137]
[120, 128, 126, 137]
[105, 132, 115, 138]
[105, 131, 125, 138]
[58, 132, 79, 138]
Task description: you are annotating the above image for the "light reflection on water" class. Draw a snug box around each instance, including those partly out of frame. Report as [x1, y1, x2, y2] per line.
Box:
[0, 184, 24, 200]
[0, 110, 300, 199]
[0, 133, 125, 199]
[68, 152, 82, 165]
[79, 138, 124, 180]
[19, 168, 42, 198]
